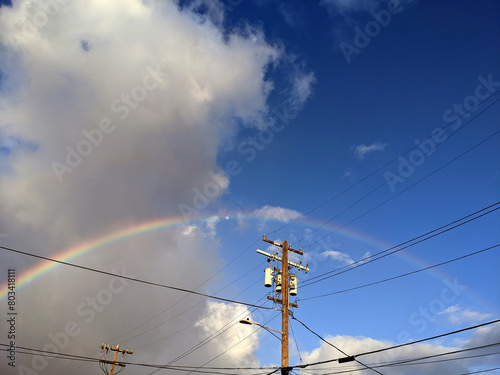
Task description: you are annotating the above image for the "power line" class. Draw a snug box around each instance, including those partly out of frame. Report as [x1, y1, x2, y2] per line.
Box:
[0, 244, 272, 310]
[297, 346, 500, 375]
[290, 319, 303, 363]
[164, 296, 272, 365]
[296, 96, 500, 245]
[130, 278, 265, 350]
[267, 91, 500, 237]
[297, 350, 500, 374]
[67, 242, 267, 375]
[0, 343, 279, 373]
[373, 343, 500, 369]
[5, 343, 497, 375]
[290, 315, 384, 375]
[70, 238, 266, 375]
[303, 126, 500, 251]
[182, 313, 282, 375]
[0, 343, 100, 362]
[301, 243, 500, 300]
[291, 319, 500, 369]
[114, 263, 265, 347]
[461, 367, 500, 375]
[144, 313, 281, 375]
[357, 321, 500, 359]
[301, 201, 500, 287]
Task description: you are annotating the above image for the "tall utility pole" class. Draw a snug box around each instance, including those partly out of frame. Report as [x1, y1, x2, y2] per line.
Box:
[99, 344, 133, 375]
[258, 235, 309, 375]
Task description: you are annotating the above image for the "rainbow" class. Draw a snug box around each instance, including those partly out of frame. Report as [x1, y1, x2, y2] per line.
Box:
[0, 216, 189, 301]
[0, 213, 447, 301]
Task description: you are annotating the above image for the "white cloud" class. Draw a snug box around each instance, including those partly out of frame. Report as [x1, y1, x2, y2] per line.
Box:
[301, 324, 500, 375]
[237, 205, 301, 232]
[0, 0, 312, 370]
[321, 0, 378, 14]
[439, 305, 492, 325]
[287, 65, 316, 113]
[343, 169, 354, 179]
[182, 224, 198, 236]
[203, 215, 221, 238]
[195, 301, 260, 366]
[353, 142, 388, 160]
[320, 250, 353, 265]
[250, 205, 302, 223]
[321, 0, 416, 15]
[0, 0, 282, 239]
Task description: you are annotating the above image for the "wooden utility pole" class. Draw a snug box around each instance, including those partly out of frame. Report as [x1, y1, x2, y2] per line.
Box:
[281, 239, 289, 374]
[99, 344, 133, 375]
[259, 235, 308, 375]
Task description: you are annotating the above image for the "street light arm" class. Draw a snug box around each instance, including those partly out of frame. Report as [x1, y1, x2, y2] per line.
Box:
[252, 322, 282, 335]
[239, 319, 283, 339]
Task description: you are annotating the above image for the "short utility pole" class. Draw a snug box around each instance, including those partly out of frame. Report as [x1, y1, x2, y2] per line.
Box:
[257, 235, 309, 375]
[99, 344, 133, 375]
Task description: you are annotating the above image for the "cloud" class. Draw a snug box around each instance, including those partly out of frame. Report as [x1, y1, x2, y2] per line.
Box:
[236, 205, 302, 231]
[343, 169, 354, 179]
[301, 323, 500, 374]
[321, 0, 416, 16]
[203, 215, 221, 238]
[321, 0, 379, 14]
[439, 305, 492, 325]
[0, 0, 312, 371]
[281, 56, 316, 119]
[353, 142, 388, 160]
[195, 301, 260, 366]
[320, 250, 353, 265]
[250, 205, 302, 222]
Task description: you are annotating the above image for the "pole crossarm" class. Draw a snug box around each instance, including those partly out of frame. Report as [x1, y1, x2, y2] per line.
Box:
[267, 296, 299, 309]
[99, 359, 126, 367]
[256, 249, 309, 272]
[263, 234, 304, 255]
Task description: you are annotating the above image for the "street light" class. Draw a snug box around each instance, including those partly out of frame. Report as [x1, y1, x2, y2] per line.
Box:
[239, 318, 282, 340]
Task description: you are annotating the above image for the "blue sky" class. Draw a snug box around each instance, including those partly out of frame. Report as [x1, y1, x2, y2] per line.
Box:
[0, 0, 499, 374]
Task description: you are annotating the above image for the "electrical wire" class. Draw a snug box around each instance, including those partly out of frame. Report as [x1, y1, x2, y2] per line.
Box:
[297, 97, 500, 246]
[290, 315, 385, 375]
[165, 296, 272, 365]
[268, 91, 500, 238]
[296, 350, 500, 375]
[335, 350, 500, 371]
[3, 343, 498, 374]
[0, 343, 280, 373]
[290, 318, 303, 363]
[295, 347, 500, 375]
[131, 277, 265, 350]
[181, 313, 282, 375]
[461, 367, 500, 374]
[302, 126, 500, 251]
[301, 242, 500, 300]
[290, 319, 500, 369]
[371, 343, 500, 369]
[6, 106, 499, 375]
[70, 239, 266, 375]
[143, 313, 281, 375]
[115, 263, 265, 347]
[359, 327, 500, 360]
[300, 201, 500, 287]
[0, 244, 271, 310]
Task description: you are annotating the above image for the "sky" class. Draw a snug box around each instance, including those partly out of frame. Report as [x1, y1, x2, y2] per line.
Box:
[0, 0, 499, 375]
